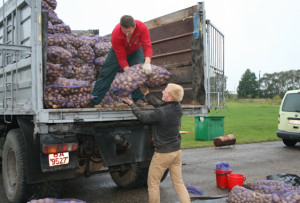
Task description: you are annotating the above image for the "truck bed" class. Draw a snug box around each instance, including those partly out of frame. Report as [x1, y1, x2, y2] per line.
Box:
[38, 104, 207, 123]
[0, 1, 222, 125]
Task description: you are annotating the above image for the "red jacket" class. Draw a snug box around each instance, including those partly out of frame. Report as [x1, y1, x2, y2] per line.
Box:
[111, 20, 153, 69]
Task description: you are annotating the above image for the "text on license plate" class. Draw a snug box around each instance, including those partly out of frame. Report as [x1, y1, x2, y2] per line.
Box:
[49, 152, 69, 167]
[289, 120, 300, 125]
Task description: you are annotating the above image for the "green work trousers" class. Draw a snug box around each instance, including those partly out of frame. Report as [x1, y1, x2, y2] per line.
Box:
[92, 47, 145, 105]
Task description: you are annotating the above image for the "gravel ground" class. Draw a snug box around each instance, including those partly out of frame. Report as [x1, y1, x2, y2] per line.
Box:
[1, 141, 300, 203]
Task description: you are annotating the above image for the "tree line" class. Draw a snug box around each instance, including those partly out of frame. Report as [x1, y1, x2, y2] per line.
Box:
[236, 69, 300, 99]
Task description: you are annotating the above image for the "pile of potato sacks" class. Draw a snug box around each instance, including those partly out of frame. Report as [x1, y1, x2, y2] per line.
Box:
[226, 180, 300, 203]
[98, 64, 171, 108]
[43, 0, 171, 109]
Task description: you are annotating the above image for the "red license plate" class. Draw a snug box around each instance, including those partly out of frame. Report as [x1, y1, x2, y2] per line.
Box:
[48, 152, 69, 167]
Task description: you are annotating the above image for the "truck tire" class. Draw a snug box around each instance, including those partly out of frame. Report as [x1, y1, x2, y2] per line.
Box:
[110, 163, 169, 189]
[109, 163, 148, 189]
[283, 139, 297, 147]
[2, 129, 27, 203]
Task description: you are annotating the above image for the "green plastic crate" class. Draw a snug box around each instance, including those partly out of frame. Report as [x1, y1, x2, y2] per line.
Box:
[195, 116, 224, 141]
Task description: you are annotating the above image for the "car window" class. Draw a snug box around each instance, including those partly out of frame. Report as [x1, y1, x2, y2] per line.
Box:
[282, 93, 300, 112]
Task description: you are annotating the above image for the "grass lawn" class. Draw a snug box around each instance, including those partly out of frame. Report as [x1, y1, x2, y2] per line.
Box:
[180, 99, 281, 149]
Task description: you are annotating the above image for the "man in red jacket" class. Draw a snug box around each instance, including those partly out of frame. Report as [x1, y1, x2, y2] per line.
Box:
[92, 15, 153, 105]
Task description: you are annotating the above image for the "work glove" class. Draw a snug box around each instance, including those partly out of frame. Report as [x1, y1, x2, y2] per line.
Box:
[142, 63, 152, 75]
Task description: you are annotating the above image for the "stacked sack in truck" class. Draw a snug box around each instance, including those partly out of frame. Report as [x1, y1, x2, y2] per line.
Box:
[226, 180, 300, 203]
[42, 0, 111, 108]
[42, 0, 171, 109]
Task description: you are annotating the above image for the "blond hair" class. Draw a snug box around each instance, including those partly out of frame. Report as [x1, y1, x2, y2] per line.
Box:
[167, 83, 184, 102]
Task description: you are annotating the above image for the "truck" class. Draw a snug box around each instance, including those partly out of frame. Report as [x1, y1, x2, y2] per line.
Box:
[0, 1, 225, 202]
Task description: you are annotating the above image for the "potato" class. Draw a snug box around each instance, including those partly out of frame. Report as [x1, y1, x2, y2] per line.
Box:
[45, 77, 91, 96]
[59, 64, 76, 79]
[67, 92, 94, 108]
[64, 34, 85, 49]
[48, 21, 54, 34]
[96, 36, 111, 43]
[47, 46, 72, 64]
[74, 64, 96, 83]
[77, 45, 95, 63]
[46, 62, 62, 83]
[145, 64, 172, 87]
[226, 186, 272, 203]
[43, 0, 57, 10]
[244, 180, 297, 194]
[111, 64, 146, 97]
[48, 34, 68, 48]
[47, 10, 63, 25]
[94, 42, 111, 57]
[53, 24, 71, 34]
[78, 35, 98, 48]
[44, 92, 67, 109]
[41, 1, 53, 11]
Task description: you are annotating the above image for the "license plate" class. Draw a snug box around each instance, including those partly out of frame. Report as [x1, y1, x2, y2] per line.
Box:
[289, 120, 300, 125]
[48, 152, 69, 167]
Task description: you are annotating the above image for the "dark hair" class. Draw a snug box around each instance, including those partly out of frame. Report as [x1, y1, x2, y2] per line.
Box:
[120, 15, 135, 28]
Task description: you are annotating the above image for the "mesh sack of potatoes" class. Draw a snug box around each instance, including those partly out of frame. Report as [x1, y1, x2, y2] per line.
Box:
[95, 92, 113, 108]
[96, 36, 111, 43]
[111, 65, 146, 97]
[48, 21, 54, 34]
[53, 24, 71, 34]
[94, 55, 107, 66]
[78, 35, 98, 48]
[45, 77, 91, 96]
[64, 34, 85, 49]
[110, 91, 128, 107]
[94, 55, 107, 78]
[66, 43, 77, 57]
[226, 186, 273, 203]
[46, 62, 62, 83]
[145, 65, 172, 87]
[74, 64, 96, 83]
[44, 92, 67, 109]
[96, 90, 127, 108]
[244, 180, 297, 194]
[48, 34, 68, 48]
[28, 198, 87, 203]
[47, 46, 72, 64]
[94, 42, 111, 57]
[77, 45, 95, 63]
[271, 189, 300, 203]
[59, 64, 76, 79]
[41, 0, 53, 11]
[69, 57, 87, 68]
[47, 10, 63, 25]
[67, 92, 95, 108]
[43, 0, 57, 10]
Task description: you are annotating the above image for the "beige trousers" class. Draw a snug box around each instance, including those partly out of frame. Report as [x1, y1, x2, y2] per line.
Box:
[147, 150, 191, 203]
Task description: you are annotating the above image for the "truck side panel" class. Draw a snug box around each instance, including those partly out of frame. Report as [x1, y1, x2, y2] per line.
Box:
[0, 0, 42, 114]
[145, 5, 205, 105]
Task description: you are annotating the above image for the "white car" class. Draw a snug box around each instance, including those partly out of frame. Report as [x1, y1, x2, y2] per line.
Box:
[277, 90, 300, 146]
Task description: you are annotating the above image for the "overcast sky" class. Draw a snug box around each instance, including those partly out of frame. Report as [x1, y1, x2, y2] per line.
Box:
[3, 0, 299, 92]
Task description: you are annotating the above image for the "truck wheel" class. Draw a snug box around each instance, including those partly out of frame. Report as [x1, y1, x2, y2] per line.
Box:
[110, 163, 169, 189]
[283, 139, 297, 147]
[2, 129, 27, 203]
[109, 163, 148, 189]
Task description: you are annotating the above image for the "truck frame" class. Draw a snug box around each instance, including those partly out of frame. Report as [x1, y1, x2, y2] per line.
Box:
[0, 1, 225, 202]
